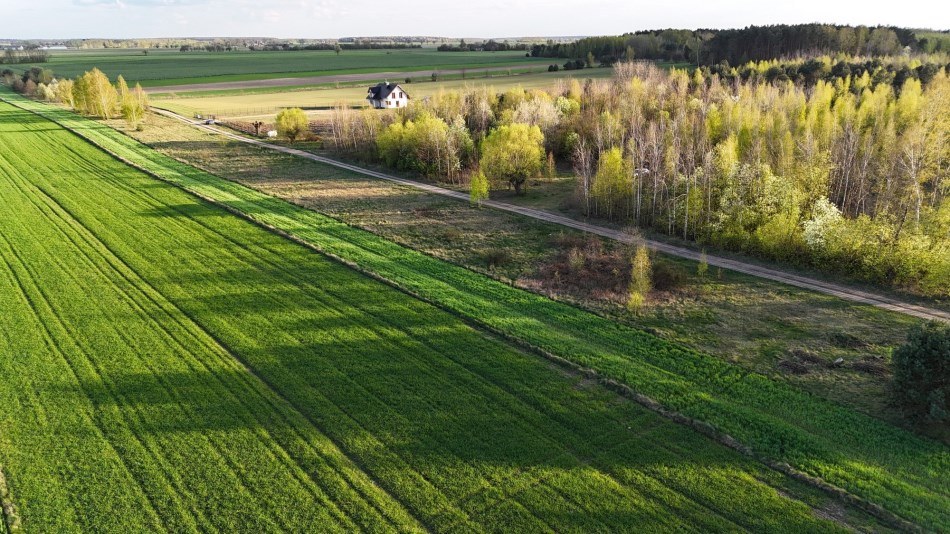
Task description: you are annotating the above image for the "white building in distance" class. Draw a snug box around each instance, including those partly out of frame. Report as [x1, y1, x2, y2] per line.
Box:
[366, 82, 409, 109]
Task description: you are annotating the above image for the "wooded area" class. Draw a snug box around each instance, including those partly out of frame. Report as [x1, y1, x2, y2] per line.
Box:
[325, 59, 950, 296]
[530, 24, 950, 66]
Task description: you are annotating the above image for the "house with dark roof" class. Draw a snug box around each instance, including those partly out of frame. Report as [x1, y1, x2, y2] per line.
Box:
[366, 82, 409, 109]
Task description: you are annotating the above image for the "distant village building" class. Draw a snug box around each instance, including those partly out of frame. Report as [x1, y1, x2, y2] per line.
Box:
[366, 82, 409, 109]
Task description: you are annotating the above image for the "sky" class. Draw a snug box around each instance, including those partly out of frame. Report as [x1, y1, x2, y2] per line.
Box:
[1, 0, 948, 40]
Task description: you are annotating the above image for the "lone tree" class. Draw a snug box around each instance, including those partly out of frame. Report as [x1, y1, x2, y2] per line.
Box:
[469, 170, 489, 207]
[627, 243, 652, 313]
[893, 321, 950, 422]
[275, 108, 308, 143]
[479, 123, 544, 195]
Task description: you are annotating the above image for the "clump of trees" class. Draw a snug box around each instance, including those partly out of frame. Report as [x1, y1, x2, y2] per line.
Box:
[323, 58, 950, 297]
[893, 321, 950, 422]
[275, 108, 309, 143]
[1, 48, 49, 64]
[703, 55, 950, 93]
[437, 39, 527, 52]
[7, 67, 150, 126]
[377, 110, 473, 183]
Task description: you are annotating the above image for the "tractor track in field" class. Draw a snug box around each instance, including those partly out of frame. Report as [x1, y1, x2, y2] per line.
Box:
[145, 64, 547, 94]
[154, 107, 950, 324]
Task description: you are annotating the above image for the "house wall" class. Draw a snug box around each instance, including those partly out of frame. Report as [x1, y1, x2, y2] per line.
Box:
[366, 85, 409, 109]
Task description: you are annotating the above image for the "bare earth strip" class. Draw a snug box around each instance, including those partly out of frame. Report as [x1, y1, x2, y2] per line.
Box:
[154, 108, 950, 324]
[146, 64, 545, 93]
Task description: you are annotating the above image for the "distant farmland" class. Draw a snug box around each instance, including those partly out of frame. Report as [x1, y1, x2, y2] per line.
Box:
[34, 48, 552, 87]
[0, 95, 875, 532]
[151, 69, 615, 119]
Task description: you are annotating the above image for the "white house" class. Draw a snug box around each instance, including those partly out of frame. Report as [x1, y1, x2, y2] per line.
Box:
[366, 82, 409, 109]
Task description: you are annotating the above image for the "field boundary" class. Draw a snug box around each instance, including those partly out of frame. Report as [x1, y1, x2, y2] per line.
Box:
[151, 108, 950, 324]
[0, 465, 20, 533]
[6, 96, 919, 532]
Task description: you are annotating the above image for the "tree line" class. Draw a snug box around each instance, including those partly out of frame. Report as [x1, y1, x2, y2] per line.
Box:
[702, 56, 950, 93]
[437, 39, 528, 52]
[1, 48, 49, 64]
[323, 61, 950, 296]
[529, 24, 930, 66]
[3, 67, 149, 128]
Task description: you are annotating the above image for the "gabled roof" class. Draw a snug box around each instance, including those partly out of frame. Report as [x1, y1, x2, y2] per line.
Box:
[366, 82, 407, 100]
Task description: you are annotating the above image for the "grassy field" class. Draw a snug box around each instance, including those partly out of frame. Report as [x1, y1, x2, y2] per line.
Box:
[151, 69, 615, 119]
[126, 112, 921, 432]
[12, 94, 949, 530]
[33, 48, 552, 87]
[0, 96, 886, 532]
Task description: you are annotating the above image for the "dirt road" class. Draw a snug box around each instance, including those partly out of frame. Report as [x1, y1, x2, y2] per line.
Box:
[154, 108, 950, 323]
[146, 64, 544, 93]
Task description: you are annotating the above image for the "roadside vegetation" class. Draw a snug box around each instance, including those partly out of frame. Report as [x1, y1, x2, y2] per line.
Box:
[10, 93, 948, 530]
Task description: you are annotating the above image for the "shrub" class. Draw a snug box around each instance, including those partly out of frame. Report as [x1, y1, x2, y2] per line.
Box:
[652, 261, 687, 292]
[892, 321, 950, 422]
[480, 249, 510, 270]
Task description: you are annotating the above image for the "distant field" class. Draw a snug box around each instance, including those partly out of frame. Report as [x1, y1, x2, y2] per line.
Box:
[34, 48, 552, 87]
[0, 94, 877, 531]
[152, 69, 615, 119]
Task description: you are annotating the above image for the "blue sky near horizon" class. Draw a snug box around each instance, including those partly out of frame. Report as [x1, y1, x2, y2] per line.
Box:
[0, 0, 948, 40]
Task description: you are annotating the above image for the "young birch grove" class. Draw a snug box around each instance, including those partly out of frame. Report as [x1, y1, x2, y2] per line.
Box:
[325, 59, 950, 296]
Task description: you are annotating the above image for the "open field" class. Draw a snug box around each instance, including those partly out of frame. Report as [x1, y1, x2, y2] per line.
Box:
[151, 69, 615, 119]
[34, 48, 552, 87]
[11, 94, 949, 530]
[125, 111, 924, 432]
[0, 96, 886, 531]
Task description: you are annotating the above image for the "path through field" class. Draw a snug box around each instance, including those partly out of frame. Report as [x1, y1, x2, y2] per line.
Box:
[154, 108, 950, 324]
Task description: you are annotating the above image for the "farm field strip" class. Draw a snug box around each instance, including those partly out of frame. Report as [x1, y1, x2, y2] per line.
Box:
[8, 94, 948, 530]
[0, 110, 405, 532]
[0, 96, 860, 531]
[38, 48, 552, 87]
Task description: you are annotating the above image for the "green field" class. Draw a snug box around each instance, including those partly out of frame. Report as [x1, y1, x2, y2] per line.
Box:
[8, 94, 950, 530]
[151, 69, 615, 119]
[32, 48, 552, 87]
[0, 96, 884, 531]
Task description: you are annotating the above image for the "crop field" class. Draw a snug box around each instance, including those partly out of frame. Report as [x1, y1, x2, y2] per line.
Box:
[0, 96, 884, 532]
[10, 93, 949, 531]
[35, 48, 552, 87]
[151, 69, 615, 119]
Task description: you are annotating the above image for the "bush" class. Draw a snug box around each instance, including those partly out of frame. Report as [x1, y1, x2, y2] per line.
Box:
[652, 261, 687, 292]
[892, 321, 950, 422]
[480, 249, 511, 270]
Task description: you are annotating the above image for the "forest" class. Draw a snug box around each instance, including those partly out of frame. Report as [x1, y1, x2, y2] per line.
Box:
[529, 24, 950, 66]
[324, 56, 950, 296]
